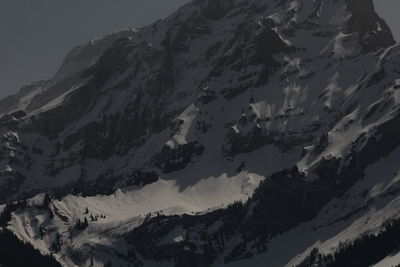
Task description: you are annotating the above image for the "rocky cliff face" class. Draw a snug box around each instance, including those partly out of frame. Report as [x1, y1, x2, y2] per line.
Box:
[0, 0, 399, 266]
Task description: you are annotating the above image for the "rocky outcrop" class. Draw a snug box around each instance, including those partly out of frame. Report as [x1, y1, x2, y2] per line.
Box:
[346, 0, 395, 52]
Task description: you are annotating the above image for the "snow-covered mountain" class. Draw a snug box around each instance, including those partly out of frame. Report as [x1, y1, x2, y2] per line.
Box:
[1, 0, 400, 266]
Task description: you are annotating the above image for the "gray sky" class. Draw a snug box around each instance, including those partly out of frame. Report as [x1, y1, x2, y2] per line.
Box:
[0, 0, 398, 98]
[374, 0, 400, 40]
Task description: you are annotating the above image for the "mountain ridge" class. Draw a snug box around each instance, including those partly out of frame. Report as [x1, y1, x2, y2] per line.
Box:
[0, 0, 400, 266]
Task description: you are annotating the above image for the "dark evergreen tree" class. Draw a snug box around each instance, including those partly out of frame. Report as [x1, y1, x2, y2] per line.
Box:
[75, 217, 89, 230]
[297, 218, 400, 267]
[0, 229, 61, 267]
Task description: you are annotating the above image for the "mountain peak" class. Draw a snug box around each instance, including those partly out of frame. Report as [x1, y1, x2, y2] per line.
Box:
[346, 0, 395, 51]
[1, 0, 400, 266]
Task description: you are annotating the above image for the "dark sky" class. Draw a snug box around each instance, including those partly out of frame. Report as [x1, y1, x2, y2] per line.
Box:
[0, 0, 398, 98]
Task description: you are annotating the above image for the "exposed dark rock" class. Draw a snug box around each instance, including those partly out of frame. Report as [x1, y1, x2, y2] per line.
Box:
[223, 125, 317, 157]
[124, 169, 159, 187]
[346, 0, 395, 52]
[153, 142, 205, 173]
[0, 172, 26, 204]
[250, 27, 291, 66]
[201, 0, 231, 21]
